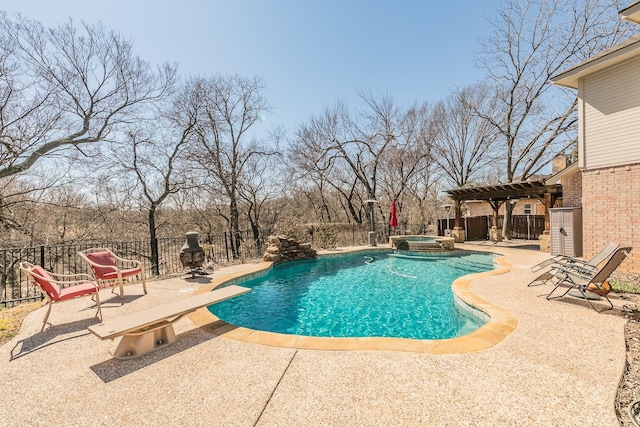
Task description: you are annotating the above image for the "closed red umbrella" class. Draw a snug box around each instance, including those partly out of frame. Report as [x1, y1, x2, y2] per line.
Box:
[389, 201, 398, 227]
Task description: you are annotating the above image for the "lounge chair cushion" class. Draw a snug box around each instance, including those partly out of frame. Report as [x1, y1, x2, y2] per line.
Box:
[30, 265, 61, 300]
[587, 280, 612, 297]
[58, 282, 99, 301]
[86, 251, 117, 278]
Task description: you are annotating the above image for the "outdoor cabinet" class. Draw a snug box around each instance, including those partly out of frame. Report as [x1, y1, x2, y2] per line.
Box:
[550, 207, 583, 257]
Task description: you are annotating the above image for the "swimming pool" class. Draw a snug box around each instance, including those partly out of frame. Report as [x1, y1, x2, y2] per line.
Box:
[209, 250, 497, 340]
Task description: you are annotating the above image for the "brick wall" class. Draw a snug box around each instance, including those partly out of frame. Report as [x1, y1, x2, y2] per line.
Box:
[582, 163, 640, 274]
[562, 170, 583, 208]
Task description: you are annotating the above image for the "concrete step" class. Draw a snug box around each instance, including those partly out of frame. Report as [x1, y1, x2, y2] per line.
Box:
[407, 242, 443, 252]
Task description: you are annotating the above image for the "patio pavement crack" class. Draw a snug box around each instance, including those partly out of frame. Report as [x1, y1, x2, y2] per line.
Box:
[254, 349, 298, 427]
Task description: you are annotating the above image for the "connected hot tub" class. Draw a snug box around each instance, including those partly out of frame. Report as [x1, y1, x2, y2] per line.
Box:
[388, 235, 455, 252]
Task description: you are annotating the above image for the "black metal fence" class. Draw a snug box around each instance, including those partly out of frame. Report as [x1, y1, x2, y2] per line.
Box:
[7, 222, 489, 307]
[1, 230, 264, 307]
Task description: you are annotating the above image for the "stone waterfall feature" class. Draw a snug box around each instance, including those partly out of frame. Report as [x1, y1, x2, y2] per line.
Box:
[263, 235, 317, 265]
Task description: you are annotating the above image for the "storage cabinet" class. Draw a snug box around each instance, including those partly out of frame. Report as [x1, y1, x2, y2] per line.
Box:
[550, 207, 583, 257]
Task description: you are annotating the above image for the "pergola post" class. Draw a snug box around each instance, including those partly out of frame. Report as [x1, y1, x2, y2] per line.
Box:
[539, 192, 558, 253]
[489, 200, 503, 243]
[452, 199, 465, 243]
[543, 192, 553, 233]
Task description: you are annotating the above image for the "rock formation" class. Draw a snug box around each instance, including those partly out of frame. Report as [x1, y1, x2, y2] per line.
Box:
[263, 235, 317, 264]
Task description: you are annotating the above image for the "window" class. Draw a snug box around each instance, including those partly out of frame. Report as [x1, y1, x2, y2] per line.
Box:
[524, 203, 532, 215]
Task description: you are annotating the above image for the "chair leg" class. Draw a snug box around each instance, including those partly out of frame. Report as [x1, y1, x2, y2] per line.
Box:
[601, 295, 614, 312]
[546, 283, 565, 300]
[94, 291, 102, 321]
[546, 278, 572, 301]
[41, 302, 53, 332]
[141, 271, 147, 294]
[576, 286, 614, 312]
[118, 274, 124, 298]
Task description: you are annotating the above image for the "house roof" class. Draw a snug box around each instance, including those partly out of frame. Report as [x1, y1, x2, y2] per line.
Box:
[545, 162, 580, 185]
[551, 34, 640, 88]
[621, 1, 640, 24]
[552, 2, 640, 88]
[447, 181, 562, 202]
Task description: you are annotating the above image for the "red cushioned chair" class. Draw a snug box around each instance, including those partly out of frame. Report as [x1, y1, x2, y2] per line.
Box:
[77, 248, 147, 298]
[19, 261, 102, 331]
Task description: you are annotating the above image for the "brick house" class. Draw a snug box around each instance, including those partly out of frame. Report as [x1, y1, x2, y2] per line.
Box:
[550, 1, 640, 274]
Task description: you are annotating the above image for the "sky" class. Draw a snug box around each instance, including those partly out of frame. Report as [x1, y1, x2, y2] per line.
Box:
[1, 0, 506, 137]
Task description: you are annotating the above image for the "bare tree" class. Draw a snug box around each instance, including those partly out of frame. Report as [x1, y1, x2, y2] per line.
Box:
[108, 87, 197, 274]
[476, 0, 636, 238]
[290, 93, 433, 226]
[238, 139, 287, 244]
[0, 163, 97, 247]
[377, 102, 436, 226]
[187, 74, 276, 258]
[288, 107, 365, 223]
[0, 14, 176, 179]
[433, 83, 499, 188]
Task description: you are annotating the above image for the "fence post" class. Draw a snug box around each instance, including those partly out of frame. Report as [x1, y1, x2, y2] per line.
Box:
[40, 245, 45, 267]
[352, 224, 355, 246]
[224, 232, 230, 262]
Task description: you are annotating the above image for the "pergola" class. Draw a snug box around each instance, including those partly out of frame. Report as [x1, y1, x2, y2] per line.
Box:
[446, 180, 563, 239]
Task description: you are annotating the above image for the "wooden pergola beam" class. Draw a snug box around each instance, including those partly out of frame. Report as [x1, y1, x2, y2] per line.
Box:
[447, 181, 562, 203]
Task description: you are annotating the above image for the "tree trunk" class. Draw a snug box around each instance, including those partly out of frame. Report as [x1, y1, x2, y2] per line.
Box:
[148, 207, 159, 275]
[502, 202, 513, 240]
[229, 196, 240, 258]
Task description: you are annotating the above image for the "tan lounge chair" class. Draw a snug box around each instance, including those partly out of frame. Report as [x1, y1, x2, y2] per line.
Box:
[78, 248, 147, 298]
[528, 242, 619, 287]
[19, 261, 102, 331]
[546, 247, 632, 312]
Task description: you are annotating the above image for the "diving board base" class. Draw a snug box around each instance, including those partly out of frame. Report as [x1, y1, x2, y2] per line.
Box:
[110, 320, 178, 360]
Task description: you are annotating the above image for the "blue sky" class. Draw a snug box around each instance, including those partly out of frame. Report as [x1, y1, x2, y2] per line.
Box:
[1, 0, 505, 136]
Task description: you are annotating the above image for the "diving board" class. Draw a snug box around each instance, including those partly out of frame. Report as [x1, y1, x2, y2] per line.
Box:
[89, 285, 250, 359]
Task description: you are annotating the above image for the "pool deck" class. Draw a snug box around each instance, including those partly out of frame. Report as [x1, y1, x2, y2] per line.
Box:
[0, 241, 628, 426]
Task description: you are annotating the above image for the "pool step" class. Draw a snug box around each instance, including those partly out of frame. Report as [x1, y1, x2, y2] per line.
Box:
[407, 241, 443, 252]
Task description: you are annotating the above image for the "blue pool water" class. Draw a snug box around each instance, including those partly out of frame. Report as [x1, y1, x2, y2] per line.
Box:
[209, 250, 497, 339]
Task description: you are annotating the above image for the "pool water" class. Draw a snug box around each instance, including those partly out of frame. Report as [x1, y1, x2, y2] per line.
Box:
[209, 250, 497, 339]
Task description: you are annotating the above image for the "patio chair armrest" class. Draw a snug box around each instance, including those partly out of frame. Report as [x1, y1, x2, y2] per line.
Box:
[27, 271, 100, 287]
[554, 265, 593, 281]
[50, 277, 100, 287]
[111, 254, 141, 267]
[556, 262, 596, 277]
[48, 271, 95, 281]
[531, 256, 564, 272]
[557, 257, 591, 268]
[531, 255, 590, 273]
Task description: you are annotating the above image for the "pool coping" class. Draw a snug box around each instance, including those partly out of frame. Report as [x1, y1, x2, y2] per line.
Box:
[187, 247, 517, 354]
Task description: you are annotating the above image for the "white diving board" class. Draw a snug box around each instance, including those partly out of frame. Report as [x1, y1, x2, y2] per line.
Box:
[89, 285, 250, 359]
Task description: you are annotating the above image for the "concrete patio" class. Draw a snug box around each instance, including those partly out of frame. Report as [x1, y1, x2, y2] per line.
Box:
[0, 242, 628, 426]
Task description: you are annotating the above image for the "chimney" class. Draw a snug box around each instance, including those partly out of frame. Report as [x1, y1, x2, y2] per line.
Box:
[552, 155, 567, 174]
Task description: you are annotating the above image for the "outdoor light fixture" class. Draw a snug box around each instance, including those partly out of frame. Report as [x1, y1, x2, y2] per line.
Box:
[364, 199, 379, 246]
